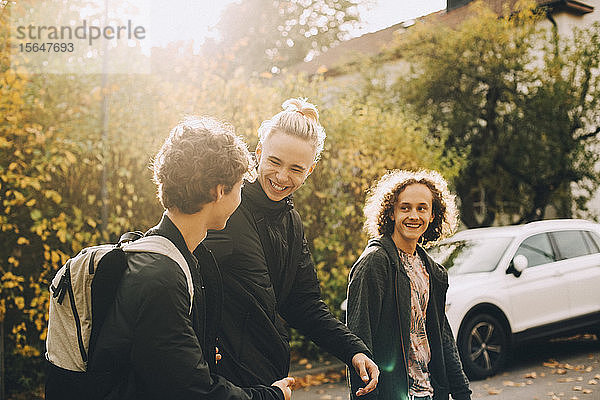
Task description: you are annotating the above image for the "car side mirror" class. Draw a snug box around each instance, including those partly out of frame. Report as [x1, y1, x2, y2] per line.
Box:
[507, 254, 528, 277]
[513, 255, 528, 272]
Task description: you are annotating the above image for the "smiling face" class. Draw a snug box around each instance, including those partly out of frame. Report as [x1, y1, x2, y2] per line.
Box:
[391, 183, 435, 254]
[256, 131, 317, 202]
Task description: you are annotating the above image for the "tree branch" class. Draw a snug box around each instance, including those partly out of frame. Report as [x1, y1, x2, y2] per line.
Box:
[576, 126, 600, 141]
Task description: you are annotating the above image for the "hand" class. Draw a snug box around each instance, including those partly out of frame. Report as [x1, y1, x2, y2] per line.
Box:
[352, 353, 379, 396]
[215, 347, 221, 364]
[271, 377, 295, 400]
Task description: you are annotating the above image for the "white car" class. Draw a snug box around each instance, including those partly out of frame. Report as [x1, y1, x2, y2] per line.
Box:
[428, 219, 600, 380]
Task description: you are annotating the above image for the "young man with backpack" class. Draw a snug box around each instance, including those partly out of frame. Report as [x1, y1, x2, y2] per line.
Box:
[45, 116, 294, 400]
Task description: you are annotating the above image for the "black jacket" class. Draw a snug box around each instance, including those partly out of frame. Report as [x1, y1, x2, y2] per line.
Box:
[202, 181, 369, 386]
[347, 236, 471, 400]
[89, 214, 284, 400]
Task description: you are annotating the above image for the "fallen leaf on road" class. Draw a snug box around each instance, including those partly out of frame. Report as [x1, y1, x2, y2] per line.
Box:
[556, 369, 568, 375]
[545, 360, 560, 368]
[487, 388, 502, 395]
[503, 381, 526, 387]
[573, 386, 583, 391]
[525, 372, 538, 379]
[570, 397, 579, 400]
[299, 358, 308, 365]
[577, 377, 584, 382]
[584, 367, 593, 372]
[527, 380, 534, 385]
[595, 375, 600, 380]
[588, 380, 597, 385]
[582, 389, 592, 394]
[291, 368, 346, 390]
[558, 378, 575, 382]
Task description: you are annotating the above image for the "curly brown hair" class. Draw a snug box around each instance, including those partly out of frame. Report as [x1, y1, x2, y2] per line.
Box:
[152, 116, 255, 214]
[363, 170, 458, 245]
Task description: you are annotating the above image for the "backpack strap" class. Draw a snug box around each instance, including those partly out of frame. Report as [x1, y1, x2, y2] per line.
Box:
[122, 236, 194, 315]
[118, 231, 144, 245]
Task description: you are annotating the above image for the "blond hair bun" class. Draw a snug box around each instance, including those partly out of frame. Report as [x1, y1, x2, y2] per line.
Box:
[258, 97, 326, 161]
[282, 98, 319, 123]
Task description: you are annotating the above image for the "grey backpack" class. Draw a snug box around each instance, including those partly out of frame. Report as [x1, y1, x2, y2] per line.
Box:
[45, 232, 193, 372]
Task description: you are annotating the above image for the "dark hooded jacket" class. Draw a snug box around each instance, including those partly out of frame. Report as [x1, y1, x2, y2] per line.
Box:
[201, 181, 369, 386]
[347, 235, 471, 400]
[88, 214, 284, 400]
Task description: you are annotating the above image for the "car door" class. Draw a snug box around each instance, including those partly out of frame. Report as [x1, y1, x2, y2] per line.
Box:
[504, 232, 571, 333]
[550, 229, 600, 319]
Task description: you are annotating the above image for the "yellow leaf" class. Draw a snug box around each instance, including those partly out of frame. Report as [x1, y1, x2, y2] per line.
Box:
[87, 218, 97, 228]
[14, 296, 25, 310]
[64, 151, 77, 164]
[45, 190, 62, 204]
[51, 251, 61, 264]
[4, 69, 16, 85]
[57, 230, 67, 243]
[17, 237, 29, 245]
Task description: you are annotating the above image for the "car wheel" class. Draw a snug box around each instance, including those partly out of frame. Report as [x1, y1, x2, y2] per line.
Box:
[458, 313, 510, 380]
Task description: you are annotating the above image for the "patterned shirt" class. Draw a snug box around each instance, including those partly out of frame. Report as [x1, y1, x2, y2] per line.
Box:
[399, 250, 434, 397]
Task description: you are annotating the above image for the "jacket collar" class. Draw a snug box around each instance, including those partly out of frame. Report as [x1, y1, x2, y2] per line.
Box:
[146, 212, 199, 269]
[243, 179, 294, 219]
[369, 235, 447, 283]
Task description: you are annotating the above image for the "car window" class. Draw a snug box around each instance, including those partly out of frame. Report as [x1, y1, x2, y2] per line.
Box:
[584, 231, 600, 253]
[551, 230, 593, 259]
[427, 237, 512, 275]
[514, 233, 555, 267]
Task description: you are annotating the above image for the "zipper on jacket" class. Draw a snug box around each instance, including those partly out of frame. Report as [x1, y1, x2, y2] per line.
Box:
[200, 282, 207, 355]
[394, 268, 410, 397]
[64, 264, 88, 364]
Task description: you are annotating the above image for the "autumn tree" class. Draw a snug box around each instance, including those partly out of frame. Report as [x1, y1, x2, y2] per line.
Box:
[207, 0, 362, 74]
[394, 2, 600, 227]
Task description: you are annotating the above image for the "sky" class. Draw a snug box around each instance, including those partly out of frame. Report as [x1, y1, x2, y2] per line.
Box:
[149, 0, 447, 51]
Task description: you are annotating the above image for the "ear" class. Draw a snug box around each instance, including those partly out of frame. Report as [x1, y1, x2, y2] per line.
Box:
[255, 144, 262, 161]
[212, 184, 225, 202]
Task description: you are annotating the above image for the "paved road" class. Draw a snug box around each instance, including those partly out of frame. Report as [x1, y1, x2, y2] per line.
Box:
[292, 334, 600, 400]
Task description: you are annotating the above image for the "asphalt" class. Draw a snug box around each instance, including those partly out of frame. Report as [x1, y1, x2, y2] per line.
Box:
[289, 334, 600, 400]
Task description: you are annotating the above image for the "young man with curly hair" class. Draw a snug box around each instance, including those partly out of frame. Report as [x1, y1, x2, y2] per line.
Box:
[86, 117, 294, 400]
[346, 170, 471, 400]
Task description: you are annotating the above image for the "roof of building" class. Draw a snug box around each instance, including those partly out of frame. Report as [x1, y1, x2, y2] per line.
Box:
[287, 0, 594, 76]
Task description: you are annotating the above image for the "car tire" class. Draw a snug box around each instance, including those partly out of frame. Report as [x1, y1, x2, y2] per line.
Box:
[458, 313, 510, 380]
